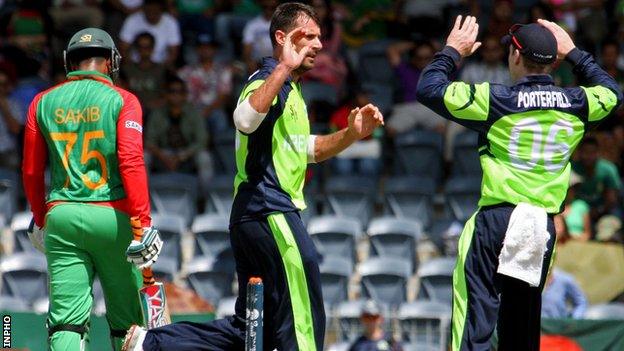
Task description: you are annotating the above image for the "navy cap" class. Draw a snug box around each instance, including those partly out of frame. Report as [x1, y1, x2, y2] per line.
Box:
[501, 23, 557, 64]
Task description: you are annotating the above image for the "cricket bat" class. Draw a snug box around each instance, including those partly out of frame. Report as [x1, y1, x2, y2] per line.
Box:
[130, 217, 171, 329]
[246, 277, 263, 351]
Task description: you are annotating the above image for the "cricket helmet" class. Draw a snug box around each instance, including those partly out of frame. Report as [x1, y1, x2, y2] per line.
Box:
[64, 28, 121, 77]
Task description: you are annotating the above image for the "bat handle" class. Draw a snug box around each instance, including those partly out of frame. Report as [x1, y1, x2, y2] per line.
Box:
[131, 216, 156, 286]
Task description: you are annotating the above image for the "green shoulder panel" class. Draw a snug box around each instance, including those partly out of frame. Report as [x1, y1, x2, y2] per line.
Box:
[581, 85, 618, 122]
[443, 81, 490, 121]
[238, 79, 278, 106]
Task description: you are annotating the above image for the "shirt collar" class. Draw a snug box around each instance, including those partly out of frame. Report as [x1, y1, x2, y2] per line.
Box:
[66, 70, 113, 85]
[260, 57, 294, 84]
[515, 74, 554, 86]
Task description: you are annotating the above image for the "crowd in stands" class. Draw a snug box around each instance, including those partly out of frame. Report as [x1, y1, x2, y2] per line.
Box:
[1, 0, 624, 347]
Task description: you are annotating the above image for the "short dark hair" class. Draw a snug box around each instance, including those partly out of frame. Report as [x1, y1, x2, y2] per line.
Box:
[509, 45, 551, 74]
[167, 75, 187, 92]
[135, 32, 155, 47]
[269, 2, 320, 48]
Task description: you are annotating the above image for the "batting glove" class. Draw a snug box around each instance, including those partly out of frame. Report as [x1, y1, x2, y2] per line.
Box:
[27, 218, 46, 253]
[125, 227, 163, 270]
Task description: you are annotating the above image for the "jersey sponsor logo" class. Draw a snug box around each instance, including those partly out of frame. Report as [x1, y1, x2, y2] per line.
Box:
[282, 134, 307, 153]
[54, 107, 101, 124]
[517, 91, 571, 109]
[125, 120, 143, 133]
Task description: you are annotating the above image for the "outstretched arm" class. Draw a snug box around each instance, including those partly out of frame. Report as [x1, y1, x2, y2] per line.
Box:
[313, 104, 384, 163]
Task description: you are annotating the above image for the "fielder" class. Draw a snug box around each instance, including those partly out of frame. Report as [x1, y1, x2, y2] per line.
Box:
[416, 16, 622, 350]
[22, 28, 163, 350]
[123, 2, 383, 350]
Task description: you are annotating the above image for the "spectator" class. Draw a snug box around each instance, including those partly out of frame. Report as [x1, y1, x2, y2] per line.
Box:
[119, 0, 181, 66]
[541, 268, 587, 319]
[401, 0, 453, 40]
[242, 0, 277, 73]
[561, 171, 592, 241]
[178, 33, 232, 135]
[121, 32, 166, 113]
[176, 0, 216, 41]
[146, 76, 213, 189]
[337, 0, 395, 47]
[460, 34, 511, 86]
[486, 0, 514, 39]
[49, 0, 104, 36]
[303, 0, 348, 91]
[600, 39, 624, 91]
[0, 69, 24, 170]
[103, 0, 144, 42]
[572, 137, 621, 223]
[329, 89, 382, 176]
[349, 300, 402, 351]
[386, 41, 445, 136]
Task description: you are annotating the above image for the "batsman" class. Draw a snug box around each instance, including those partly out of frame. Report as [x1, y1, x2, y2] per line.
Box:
[22, 28, 163, 350]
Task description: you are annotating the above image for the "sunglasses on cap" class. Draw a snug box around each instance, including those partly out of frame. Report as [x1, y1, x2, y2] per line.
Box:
[507, 24, 526, 53]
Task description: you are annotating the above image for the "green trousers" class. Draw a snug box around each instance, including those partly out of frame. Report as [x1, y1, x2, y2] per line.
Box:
[45, 203, 143, 351]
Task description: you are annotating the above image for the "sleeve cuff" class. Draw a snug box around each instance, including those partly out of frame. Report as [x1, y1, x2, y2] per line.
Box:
[564, 48, 584, 66]
[441, 46, 462, 67]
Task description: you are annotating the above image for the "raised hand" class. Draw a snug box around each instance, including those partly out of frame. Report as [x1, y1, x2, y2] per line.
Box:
[537, 18, 575, 60]
[279, 26, 313, 70]
[446, 15, 481, 58]
[347, 104, 384, 140]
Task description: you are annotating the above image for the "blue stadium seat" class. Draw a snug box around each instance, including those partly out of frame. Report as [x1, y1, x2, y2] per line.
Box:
[151, 213, 186, 270]
[358, 40, 395, 86]
[10, 212, 37, 254]
[367, 217, 423, 272]
[186, 255, 235, 306]
[358, 257, 411, 308]
[319, 256, 352, 308]
[203, 175, 234, 217]
[307, 215, 361, 265]
[0, 167, 19, 224]
[150, 173, 198, 226]
[394, 130, 443, 183]
[383, 176, 435, 229]
[322, 176, 377, 224]
[0, 252, 48, 306]
[444, 176, 481, 222]
[333, 299, 390, 343]
[398, 300, 451, 351]
[0, 296, 30, 312]
[417, 257, 456, 304]
[192, 213, 230, 258]
[585, 303, 624, 320]
[301, 81, 338, 105]
[213, 132, 236, 175]
[452, 131, 482, 177]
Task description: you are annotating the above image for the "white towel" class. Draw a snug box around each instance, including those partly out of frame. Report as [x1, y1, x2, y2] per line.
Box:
[497, 202, 551, 287]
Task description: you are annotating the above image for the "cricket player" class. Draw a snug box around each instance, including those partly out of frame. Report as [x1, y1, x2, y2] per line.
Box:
[22, 28, 163, 350]
[123, 2, 383, 350]
[416, 16, 622, 350]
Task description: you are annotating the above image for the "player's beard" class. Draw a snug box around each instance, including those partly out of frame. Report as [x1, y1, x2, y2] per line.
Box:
[295, 55, 316, 75]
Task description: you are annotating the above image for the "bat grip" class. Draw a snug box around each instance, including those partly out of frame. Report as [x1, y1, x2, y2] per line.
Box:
[131, 216, 156, 286]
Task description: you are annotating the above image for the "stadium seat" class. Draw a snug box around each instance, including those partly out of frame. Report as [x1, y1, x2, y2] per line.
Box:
[358, 257, 411, 308]
[216, 296, 237, 319]
[92, 277, 106, 316]
[300, 178, 320, 226]
[151, 213, 186, 270]
[322, 176, 376, 224]
[398, 300, 452, 348]
[358, 40, 395, 86]
[10, 212, 37, 254]
[383, 176, 435, 229]
[451, 131, 482, 177]
[361, 82, 394, 114]
[0, 252, 48, 306]
[333, 299, 391, 342]
[0, 296, 30, 312]
[0, 167, 19, 224]
[151, 256, 178, 283]
[192, 213, 230, 258]
[150, 173, 198, 226]
[203, 175, 234, 216]
[417, 257, 456, 304]
[307, 215, 361, 265]
[402, 343, 442, 351]
[326, 342, 351, 351]
[394, 130, 443, 182]
[301, 81, 338, 105]
[585, 303, 624, 320]
[186, 255, 235, 306]
[427, 219, 464, 256]
[319, 256, 352, 308]
[444, 176, 481, 222]
[367, 217, 423, 272]
[213, 132, 236, 175]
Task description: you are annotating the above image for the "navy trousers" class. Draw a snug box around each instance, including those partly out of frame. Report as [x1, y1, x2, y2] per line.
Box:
[143, 211, 325, 351]
[452, 205, 557, 351]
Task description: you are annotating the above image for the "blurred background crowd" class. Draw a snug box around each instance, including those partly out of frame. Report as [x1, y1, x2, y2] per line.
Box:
[1, 0, 624, 349]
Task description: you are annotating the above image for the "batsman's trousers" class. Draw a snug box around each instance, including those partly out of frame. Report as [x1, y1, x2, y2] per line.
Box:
[143, 211, 326, 350]
[452, 204, 556, 351]
[45, 203, 143, 351]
